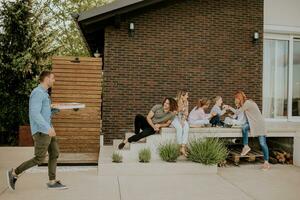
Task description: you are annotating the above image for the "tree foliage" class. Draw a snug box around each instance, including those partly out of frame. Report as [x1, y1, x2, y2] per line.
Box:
[43, 0, 112, 56]
[0, 0, 57, 144]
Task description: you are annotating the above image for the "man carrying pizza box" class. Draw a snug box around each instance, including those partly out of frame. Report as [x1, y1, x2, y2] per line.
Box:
[7, 71, 84, 191]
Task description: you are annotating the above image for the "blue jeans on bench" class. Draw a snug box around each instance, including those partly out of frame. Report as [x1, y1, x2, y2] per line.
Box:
[242, 123, 269, 161]
[209, 115, 224, 127]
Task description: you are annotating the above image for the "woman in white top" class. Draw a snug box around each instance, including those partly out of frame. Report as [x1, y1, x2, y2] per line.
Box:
[171, 90, 189, 157]
[188, 98, 216, 127]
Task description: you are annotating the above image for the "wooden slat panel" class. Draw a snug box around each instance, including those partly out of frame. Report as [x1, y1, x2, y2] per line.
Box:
[55, 127, 99, 132]
[52, 98, 101, 103]
[52, 61, 101, 66]
[52, 94, 100, 99]
[57, 153, 99, 164]
[52, 120, 100, 124]
[53, 108, 100, 115]
[59, 143, 100, 148]
[52, 65, 101, 70]
[53, 68, 101, 74]
[54, 122, 101, 128]
[59, 135, 99, 140]
[59, 144, 100, 150]
[53, 86, 101, 91]
[53, 114, 100, 120]
[54, 73, 101, 78]
[54, 77, 100, 82]
[52, 56, 101, 62]
[60, 149, 99, 153]
[57, 132, 99, 137]
[52, 56, 102, 163]
[52, 90, 101, 95]
[53, 116, 100, 122]
[53, 82, 101, 87]
[59, 139, 99, 144]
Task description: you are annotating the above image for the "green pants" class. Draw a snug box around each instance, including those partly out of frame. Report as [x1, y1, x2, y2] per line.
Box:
[15, 132, 59, 180]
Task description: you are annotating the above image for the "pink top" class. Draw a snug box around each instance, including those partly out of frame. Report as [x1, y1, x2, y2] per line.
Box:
[188, 107, 210, 122]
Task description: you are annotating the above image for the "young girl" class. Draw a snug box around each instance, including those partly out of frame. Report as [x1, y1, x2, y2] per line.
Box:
[188, 98, 216, 127]
[210, 96, 229, 127]
[235, 91, 270, 170]
[118, 98, 177, 150]
[172, 90, 189, 157]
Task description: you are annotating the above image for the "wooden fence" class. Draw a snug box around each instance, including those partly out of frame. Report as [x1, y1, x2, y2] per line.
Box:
[51, 56, 102, 163]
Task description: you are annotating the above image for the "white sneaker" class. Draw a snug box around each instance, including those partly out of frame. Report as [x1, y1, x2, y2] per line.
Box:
[241, 146, 251, 156]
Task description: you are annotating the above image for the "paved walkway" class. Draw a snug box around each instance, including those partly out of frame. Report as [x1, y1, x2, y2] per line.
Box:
[1, 165, 300, 200]
[1, 147, 300, 200]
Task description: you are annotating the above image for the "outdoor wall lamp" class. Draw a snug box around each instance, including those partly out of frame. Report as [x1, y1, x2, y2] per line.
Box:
[94, 49, 100, 58]
[253, 31, 259, 43]
[128, 22, 135, 37]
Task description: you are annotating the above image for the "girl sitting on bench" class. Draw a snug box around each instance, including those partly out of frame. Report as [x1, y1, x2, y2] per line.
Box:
[210, 96, 229, 127]
[188, 98, 216, 127]
[171, 90, 190, 157]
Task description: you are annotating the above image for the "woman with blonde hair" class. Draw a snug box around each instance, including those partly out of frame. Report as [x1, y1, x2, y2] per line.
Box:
[235, 91, 270, 170]
[210, 96, 229, 127]
[172, 90, 189, 157]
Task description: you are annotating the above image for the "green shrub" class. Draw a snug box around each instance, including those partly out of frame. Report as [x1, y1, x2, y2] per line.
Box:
[0, 0, 56, 145]
[158, 141, 180, 162]
[138, 148, 151, 163]
[188, 138, 228, 165]
[112, 152, 123, 163]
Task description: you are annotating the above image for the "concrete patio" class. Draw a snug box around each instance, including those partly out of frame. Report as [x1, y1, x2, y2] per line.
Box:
[1, 147, 300, 200]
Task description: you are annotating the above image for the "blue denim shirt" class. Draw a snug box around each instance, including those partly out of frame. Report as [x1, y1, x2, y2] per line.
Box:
[29, 84, 55, 135]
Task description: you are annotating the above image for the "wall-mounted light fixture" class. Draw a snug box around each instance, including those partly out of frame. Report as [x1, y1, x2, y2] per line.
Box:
[253, 31, 259, 43]
[128, 22, 135, 37]
[94, 49, 100, 58]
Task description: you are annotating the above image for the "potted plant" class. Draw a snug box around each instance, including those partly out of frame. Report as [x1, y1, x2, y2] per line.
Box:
[19, 125, 33, 146]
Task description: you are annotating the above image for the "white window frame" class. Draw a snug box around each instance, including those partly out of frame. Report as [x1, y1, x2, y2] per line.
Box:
[291, 38, 300, 121]
[263, 33, 300, 122]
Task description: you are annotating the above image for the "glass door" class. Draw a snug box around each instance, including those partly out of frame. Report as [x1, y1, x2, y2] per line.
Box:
[292, 39, 300, 117]
[263, 39, 289, 118]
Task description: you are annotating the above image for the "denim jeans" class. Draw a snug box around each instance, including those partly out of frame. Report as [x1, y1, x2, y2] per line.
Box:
[209, 115, 224, 127]
[171, 115, 189, 145]
[242, 123, 269, 161]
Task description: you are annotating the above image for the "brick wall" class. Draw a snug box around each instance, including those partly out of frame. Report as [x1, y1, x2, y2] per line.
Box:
[103, 0, 263, 144]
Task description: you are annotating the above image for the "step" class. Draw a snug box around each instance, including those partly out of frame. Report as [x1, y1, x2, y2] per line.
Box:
[98, 146, 217, 176]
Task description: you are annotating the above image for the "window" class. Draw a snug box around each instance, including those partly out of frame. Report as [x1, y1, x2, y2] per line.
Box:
[292, 40, 300, 117]
[263, 34, 300, 120]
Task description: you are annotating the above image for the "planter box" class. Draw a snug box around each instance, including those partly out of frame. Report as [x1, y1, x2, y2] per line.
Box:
[19, 125, 33, 146]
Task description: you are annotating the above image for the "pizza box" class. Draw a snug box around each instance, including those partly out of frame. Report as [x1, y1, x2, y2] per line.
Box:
[51, 103, 86, 110]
